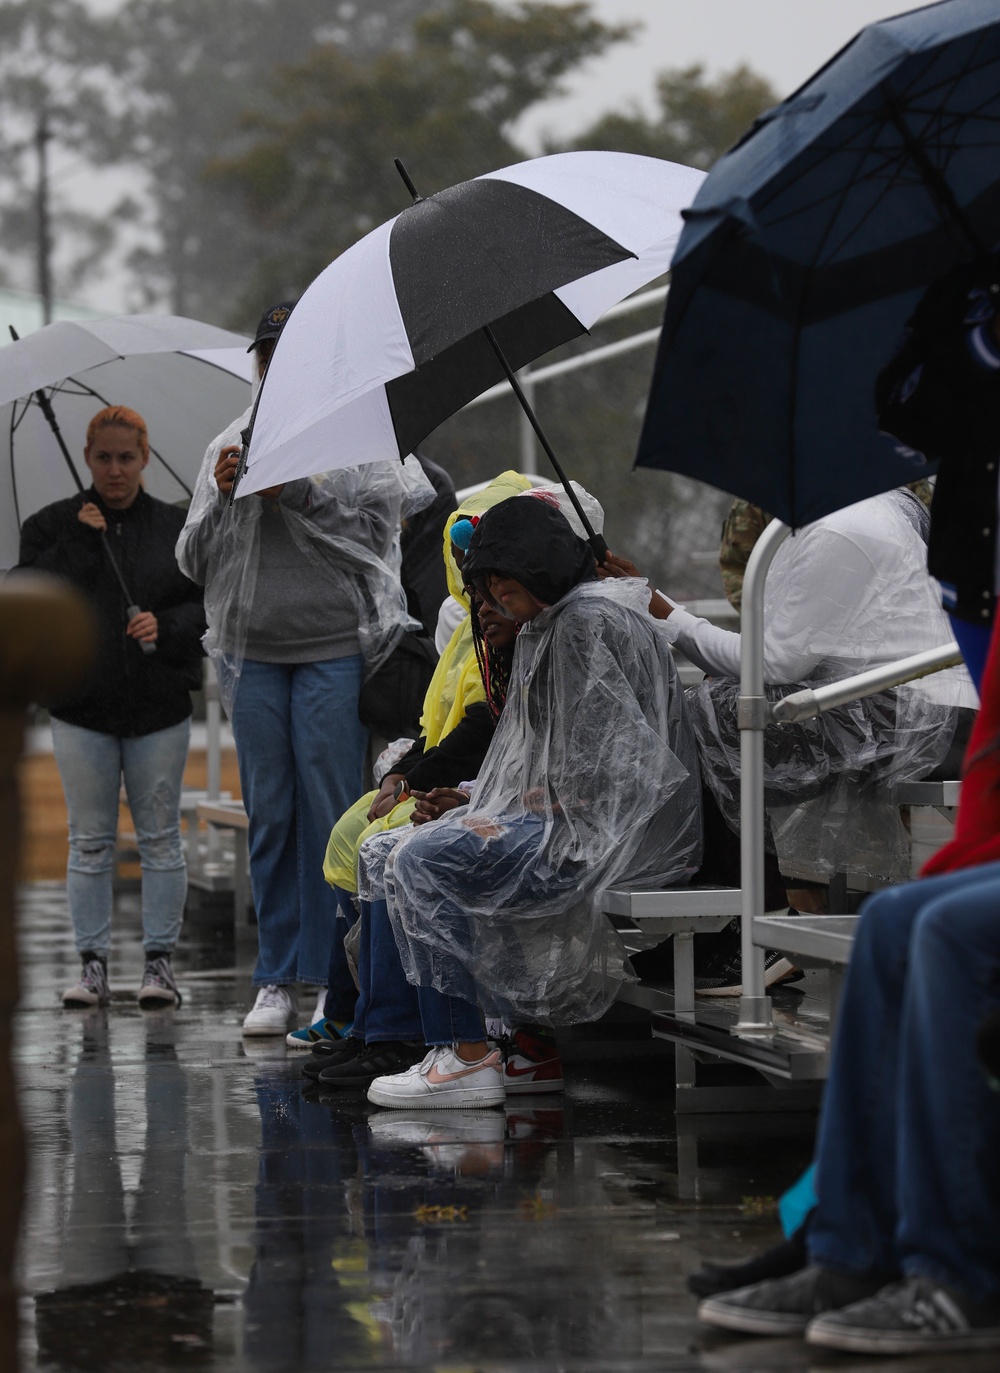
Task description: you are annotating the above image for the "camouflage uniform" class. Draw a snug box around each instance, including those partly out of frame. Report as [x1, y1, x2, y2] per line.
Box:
[719, 480, 934, 612]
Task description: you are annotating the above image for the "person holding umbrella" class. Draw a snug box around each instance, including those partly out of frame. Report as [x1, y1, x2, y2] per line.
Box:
[16, 404, 206, 1009]
[176, 301, 433, 1038]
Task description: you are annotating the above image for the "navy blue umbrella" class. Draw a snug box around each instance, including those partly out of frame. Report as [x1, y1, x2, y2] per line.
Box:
[635, 0, 1000, 527]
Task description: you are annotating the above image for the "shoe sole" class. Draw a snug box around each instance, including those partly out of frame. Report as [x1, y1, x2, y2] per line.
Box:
[302, 1053, 359, 1080]
[697, 1296, 810, 1336]
[137, 990, 180, 1009]
[62, 993, 105, 1008]
[242, 1023, 295, 1037]
[696, 959, 800, 998]
[502, 1077, 565, 1095]
[807, 1323, 1000, 1355]
[367, 1083, 506, 1109]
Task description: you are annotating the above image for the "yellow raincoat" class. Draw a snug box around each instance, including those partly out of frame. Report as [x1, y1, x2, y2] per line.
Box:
[323, 470, 531, 892]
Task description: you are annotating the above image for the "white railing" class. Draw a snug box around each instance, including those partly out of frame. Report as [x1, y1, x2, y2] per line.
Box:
[461, 285, 668, 473]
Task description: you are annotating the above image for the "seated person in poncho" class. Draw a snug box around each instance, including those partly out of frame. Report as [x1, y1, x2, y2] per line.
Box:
[612, 488, 977, 994]
[673, 490, 975, 872]
[358, 495, 702, 1111]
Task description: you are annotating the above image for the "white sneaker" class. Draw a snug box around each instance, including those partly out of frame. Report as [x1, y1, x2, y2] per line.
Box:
[309, 987, 326, 1024]
[242, 985, 297, 1036]
[367, 1044, 505, 1110]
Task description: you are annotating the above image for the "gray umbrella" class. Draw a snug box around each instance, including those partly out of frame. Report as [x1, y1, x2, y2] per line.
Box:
[0, 314, 251, 568]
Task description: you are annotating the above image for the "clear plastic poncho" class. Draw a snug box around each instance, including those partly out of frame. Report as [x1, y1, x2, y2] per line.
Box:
[175, 403, 434, 712]
[672, 490, 978, 882]
[365, 577, 703, 1026]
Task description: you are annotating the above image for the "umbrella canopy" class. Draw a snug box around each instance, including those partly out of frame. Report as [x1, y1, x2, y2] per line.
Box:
[635, 0, 1000, 528]
[238, 151, 705, 498]
[1, 314, 251, 568]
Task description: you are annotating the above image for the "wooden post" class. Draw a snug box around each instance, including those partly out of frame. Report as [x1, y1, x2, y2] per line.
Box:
[0, 576, 95, 1370]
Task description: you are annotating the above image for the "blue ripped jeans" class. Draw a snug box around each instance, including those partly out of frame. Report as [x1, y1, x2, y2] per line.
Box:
[51, 716, 189, 957]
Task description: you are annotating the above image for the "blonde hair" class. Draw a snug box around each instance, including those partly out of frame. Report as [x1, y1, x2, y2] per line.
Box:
[85, 405, 149, 460]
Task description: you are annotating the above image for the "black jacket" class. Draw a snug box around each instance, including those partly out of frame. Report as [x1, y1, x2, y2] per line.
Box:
[16, 488, 206, 736]
[386, 700, 499, 791]
[877, 260, 1000, 626]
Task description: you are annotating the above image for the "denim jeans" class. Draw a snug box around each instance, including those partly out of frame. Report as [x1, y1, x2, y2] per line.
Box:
[350, 897, 422, 1043]
[809, 862, 1000, 1303]
[230, 657, 368, 987]
[51, 716, 189, 958]
[351, 896, 482, 1046]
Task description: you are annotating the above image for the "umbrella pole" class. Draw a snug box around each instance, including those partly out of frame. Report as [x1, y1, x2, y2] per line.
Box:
[481, 325, 609, 562]
[9, 328, 155, 655]
[883, 96, 988, 258]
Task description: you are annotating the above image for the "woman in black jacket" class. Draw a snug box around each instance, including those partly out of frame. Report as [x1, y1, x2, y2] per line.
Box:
[17, 405, 205, 1010]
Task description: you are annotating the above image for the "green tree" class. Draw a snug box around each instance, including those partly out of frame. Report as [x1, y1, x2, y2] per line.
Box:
[565, 62, 778, 169]
[85, 0, 442, 321]
[209, 0, 633, 315]
[0, 0, 123, 310]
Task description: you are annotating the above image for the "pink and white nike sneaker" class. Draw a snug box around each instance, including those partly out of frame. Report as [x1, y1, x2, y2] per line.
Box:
[367, 1044, 506, 1109]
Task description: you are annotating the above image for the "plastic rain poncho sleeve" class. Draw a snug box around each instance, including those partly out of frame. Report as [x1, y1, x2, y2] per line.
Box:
[322, 469, 534, 893]
[174, 405, 434, 712]
[370, 578, 703, 1027]
[670, 490, 978, 882]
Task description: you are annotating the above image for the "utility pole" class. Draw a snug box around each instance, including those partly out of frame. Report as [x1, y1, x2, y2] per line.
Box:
[35, 107, 53, 326]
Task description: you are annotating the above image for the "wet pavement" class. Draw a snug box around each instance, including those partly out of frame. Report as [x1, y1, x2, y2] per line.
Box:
[12, 883, 994, 1372]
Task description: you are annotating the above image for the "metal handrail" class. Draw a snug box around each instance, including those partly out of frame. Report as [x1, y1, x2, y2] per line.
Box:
[771, 643, 964, 724]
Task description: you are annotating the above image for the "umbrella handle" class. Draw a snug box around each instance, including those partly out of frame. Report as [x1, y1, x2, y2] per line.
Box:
[127, 604, 156, 656]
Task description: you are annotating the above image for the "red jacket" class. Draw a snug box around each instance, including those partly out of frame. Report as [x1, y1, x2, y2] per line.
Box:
[922, 621, 1000, 875]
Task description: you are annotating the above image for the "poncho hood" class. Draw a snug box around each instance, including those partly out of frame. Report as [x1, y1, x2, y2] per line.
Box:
[441, 470, 532, 610]
[462, 495, 596, 609]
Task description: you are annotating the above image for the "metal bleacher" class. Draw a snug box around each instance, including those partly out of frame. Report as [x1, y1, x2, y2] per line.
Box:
[603, 519, 965, 1115]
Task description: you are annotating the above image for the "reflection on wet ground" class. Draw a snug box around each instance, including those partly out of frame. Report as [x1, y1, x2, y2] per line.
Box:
[13, 884, 995, 1372]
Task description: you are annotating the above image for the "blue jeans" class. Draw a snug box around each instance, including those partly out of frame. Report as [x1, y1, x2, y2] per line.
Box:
[230, 658, 368, 987]
[51, 717, 189, 958]
[809, 862, 1000, 1302]
[352, 896, 482, 1046]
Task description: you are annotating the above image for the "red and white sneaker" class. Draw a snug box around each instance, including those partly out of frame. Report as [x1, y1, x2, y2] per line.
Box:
[502, 1030, 565, 1095]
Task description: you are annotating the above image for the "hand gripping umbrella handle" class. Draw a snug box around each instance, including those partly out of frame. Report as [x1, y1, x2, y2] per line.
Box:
[126, 604, 156, 656]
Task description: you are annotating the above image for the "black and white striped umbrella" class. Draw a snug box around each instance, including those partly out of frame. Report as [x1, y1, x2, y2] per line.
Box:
[238, 151, 704, 538]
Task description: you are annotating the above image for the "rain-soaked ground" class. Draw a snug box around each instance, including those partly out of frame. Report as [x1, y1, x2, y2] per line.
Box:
[12, 882, 993, 1373]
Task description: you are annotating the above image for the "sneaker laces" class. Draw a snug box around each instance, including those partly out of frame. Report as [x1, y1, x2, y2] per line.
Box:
[254, 985, 290, 1011]
[417, 1045, 449, 1077]
[80, 958, 108, 995]
[142, 956, 176, 990]
[141, 956, 180, 1004]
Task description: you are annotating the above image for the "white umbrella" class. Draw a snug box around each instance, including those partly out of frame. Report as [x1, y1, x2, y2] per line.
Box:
[237, 151, 706, 551]
[0, 314, 252, 568]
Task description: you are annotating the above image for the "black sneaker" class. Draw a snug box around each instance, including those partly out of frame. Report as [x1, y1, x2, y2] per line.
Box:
[316, 1039, 426, 1090]
[695, 947, 800, 997]
[688, 1228, 809, 1298]
[62, 955, 110, 1008]
[694, 914, 802, 997]
[807, 1276, 1000, 1355]
[301, 1036, 364, 1081]
[137, 955, 182, 1009]
[698, 1264, 889, 1337]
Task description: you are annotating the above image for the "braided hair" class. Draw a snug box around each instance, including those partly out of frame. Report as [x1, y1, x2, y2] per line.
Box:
[470, 595, 514, 722]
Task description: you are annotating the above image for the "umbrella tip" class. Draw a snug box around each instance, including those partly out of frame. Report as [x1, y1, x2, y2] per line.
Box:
[394, 158, 422, 205]
[8, 324, 19, 342]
